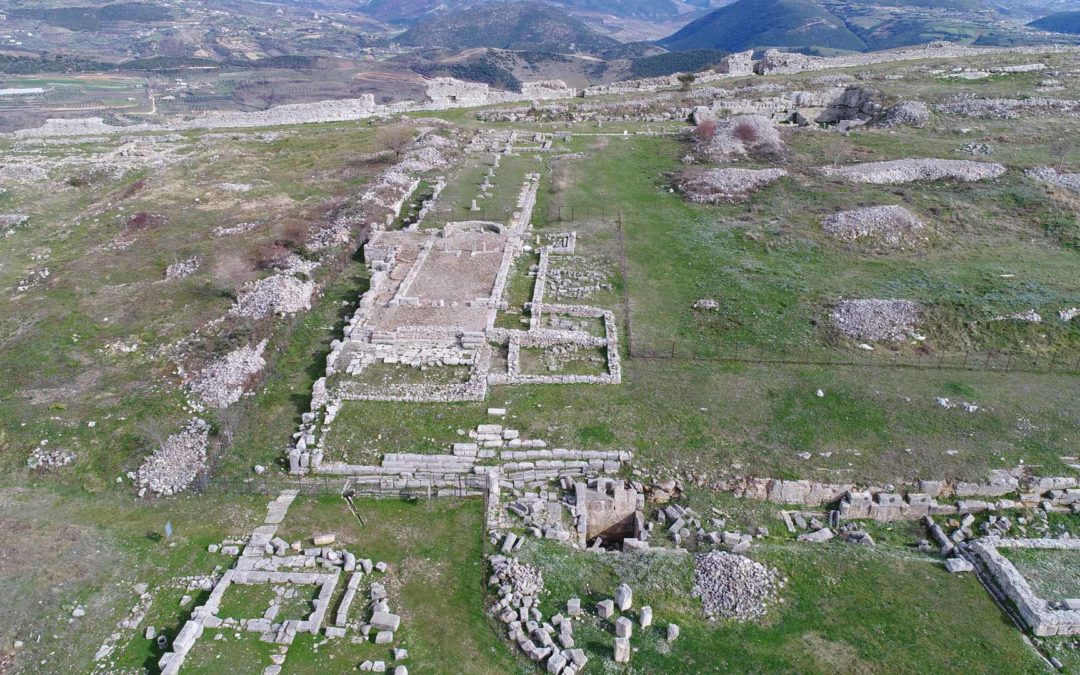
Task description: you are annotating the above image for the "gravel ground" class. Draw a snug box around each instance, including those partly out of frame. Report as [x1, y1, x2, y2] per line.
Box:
[820, 159, 1005, 184]
[678, 168, 788, 203]
[822, 205, 928, 248]
[692, 551, 780, 622]
[831, 298, 923, 341]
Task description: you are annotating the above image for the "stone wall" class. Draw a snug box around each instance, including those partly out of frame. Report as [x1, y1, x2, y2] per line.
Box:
[969, 537, 1080, 636]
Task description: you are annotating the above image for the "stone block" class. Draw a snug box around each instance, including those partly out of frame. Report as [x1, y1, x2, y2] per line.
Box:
[370, 612, 401, 632]
[666, 623, 680, 641]
[615, 616, 632, 638]
[639, 606, 652, 628]
[597, 599, 614, 619]
[613, 637, 630, 663]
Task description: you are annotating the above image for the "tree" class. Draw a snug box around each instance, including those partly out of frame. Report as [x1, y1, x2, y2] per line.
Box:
[375, 125, 416, 160]
[677, 73, 696, 91]
[1050, 138, 1074, 172]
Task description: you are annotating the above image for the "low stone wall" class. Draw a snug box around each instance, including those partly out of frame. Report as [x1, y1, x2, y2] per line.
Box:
[969, 537, 1080, 636]
[727, 472, 1079, 519]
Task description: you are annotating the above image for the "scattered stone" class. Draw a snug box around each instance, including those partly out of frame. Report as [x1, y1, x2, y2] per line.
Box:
[165, 256, 200, 280]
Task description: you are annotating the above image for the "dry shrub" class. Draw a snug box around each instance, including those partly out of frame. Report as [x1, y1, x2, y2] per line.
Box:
[732, 122, 759, 144]
[249, 240, 294, 271]
[124, 211, 166, 232]
[694, 120, 717, 143]
[119, 178, 147, 200]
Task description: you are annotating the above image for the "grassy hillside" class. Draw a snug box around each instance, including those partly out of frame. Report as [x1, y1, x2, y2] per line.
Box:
[659, 0, 868, 53]
[1029, 11, 1080, 34]
[396, 1, 619, 53]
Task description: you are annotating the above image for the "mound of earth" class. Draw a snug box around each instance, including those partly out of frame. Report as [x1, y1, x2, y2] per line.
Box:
[820, 159, 1005, 185]
[822, 205, 928, 248]
[831, 299, 922, 342]
[692, 551, 781, 622]
[678, 168, 787, 203]
[695, 114, 785, 163]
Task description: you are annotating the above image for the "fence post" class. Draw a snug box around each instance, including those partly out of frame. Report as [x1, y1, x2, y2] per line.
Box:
[1005, 352, 1013, 373]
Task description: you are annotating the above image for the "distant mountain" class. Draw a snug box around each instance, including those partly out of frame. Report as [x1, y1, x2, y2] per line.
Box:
[396, 1, 619, 54]
[659, 0, 867, 53]
[358, 0, 698, 23]
[1028, 11, 1080, 34]
[553, 0, 685, 21]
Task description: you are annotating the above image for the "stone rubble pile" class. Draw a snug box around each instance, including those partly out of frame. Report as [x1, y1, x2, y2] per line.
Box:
[692, 551, 780, 622]
[962, 142, 994, 156]
[26, 445, 76, 470]
[695, 114, 785, 163]
[994, 309, 1042, 323]
[822, 205, 928, 248]
[821, 158, 1006, 184]
[217, 182, 253, 193]
[880, 100, 930, 127]
[831, 298, 922, 341]
[164, 256, 200, 280]
[678, 168, 788, 203]
[229, 274, 317, 319]
[187, 340, 268, 409]
[135, 418, 210, 496]
[1026, 166, 1080, 193]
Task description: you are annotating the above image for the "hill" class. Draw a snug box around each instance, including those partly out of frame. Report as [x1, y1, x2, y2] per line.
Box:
[396, 1, 620, 53]
[1029, 11, 1080, 34]
[659, 0, 867, 52]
